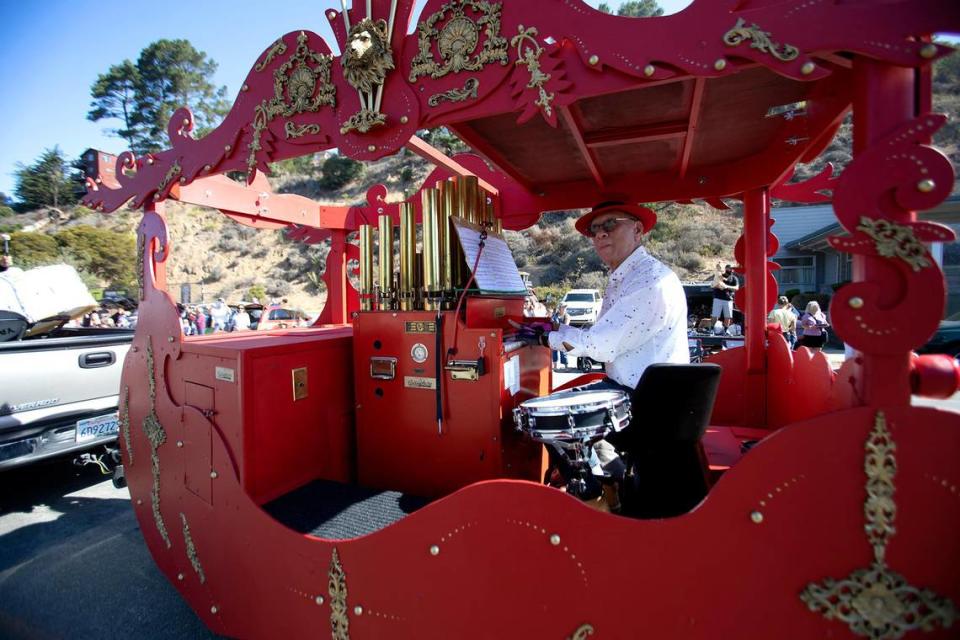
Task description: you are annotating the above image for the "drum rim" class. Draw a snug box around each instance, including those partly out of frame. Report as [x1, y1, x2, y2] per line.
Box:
[518, 389, 629, 417]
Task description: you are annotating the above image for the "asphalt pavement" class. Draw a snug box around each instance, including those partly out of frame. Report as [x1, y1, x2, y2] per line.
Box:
[0, 460, 218, 640]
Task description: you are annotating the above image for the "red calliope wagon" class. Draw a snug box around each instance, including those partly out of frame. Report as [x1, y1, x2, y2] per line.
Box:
[84, 1, 960, 638]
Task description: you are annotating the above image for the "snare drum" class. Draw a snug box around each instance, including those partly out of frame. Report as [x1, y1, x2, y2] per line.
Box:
[513, 389, 632, 444]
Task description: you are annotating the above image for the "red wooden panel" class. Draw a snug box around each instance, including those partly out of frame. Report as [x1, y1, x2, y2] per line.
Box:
[183, 382, 214, 504]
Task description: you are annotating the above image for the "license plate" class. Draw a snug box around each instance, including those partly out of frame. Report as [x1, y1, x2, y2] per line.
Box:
[76, 413, 120, 444]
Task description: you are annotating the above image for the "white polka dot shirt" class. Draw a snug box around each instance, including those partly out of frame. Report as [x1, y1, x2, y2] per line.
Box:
[548, 246, 690, 388]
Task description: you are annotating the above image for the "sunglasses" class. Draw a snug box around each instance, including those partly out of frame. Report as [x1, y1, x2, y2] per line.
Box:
[587, 217, 636, 237]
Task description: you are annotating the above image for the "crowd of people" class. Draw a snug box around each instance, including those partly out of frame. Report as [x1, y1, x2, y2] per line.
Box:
[179, 299, 252, 335]
[74, 306, 135, 329]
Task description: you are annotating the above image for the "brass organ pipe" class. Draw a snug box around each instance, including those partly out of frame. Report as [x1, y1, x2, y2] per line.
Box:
[399, 203, 415, 310]
[421, 188, 442, 309]
[438, 179, 456, 293]
[378, 214, 394, 310]
[458, 175, 479, 225]
[446, 177, 467, 289]
[359, 224, 374, 311]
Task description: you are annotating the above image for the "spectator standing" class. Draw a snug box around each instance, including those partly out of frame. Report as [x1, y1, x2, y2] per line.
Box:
[799, 301, 830, 351]
[711, 263, 739, 328]
[768, 296, 797, 348]
[195, 307, 207, 335]
[233, 307, 251, 331]
[210, 298, 230, 333]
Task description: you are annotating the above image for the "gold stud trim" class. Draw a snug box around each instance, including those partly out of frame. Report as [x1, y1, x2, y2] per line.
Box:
[801, 61, 816, 75]
[800, 412, 958, 638]
[588, 54, 599, 66]
[919, 43, 938, 59]
[917, 179, 935, 193]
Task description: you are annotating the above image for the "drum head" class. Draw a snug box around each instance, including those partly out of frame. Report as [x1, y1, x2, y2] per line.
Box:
[519, 389, 629, 416]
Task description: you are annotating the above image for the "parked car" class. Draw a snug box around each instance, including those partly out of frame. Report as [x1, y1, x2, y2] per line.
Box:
[254, 304, 309, 331]
[561, 289, 602, 326]
[917, 312, 960, 357]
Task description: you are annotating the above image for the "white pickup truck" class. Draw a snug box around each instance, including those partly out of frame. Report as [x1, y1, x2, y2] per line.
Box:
[561, 288, 603, 326]
[0, 265, 132, 471]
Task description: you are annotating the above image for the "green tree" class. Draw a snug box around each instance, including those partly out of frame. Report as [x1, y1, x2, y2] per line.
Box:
[14, 147, 82, 211]
[596, 1, 663, 16]
[89, 40, 229, 153]
[616, 1, 663, 16]
[320, 155, 364, 190]
[87, 60, 142, 150]
[249, 284, 267, 302]
[9, 232, 61, 268]
[133, 39, 229, 152]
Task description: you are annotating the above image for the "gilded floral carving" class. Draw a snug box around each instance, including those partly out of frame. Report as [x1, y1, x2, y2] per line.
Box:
[723, 17, 799, 62]
[247, 31, 335, 174]
[800, 412, 957, 639]
[409, 0, 508, 82]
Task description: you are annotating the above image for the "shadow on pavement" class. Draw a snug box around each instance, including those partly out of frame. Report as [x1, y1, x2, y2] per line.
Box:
[0, 460, 219, 639]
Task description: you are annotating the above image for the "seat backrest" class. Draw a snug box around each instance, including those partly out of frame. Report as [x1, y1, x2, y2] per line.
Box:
[625, 363, 722, 445]
[618, 363, 723, 518]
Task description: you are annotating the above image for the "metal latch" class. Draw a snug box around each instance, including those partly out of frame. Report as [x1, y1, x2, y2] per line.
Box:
[445, 358, 486, 381]
[292, 367, 308, 401]
[370, 357, 398, 380]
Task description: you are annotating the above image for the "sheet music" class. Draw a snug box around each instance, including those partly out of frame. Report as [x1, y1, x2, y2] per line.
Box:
[452, 218, 526, 294]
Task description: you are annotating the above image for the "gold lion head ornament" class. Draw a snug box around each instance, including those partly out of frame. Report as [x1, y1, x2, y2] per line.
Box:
[342, 18, 396, 95]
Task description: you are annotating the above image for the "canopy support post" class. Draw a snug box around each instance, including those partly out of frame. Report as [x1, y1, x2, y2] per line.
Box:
[850, 58, 918, 407]
[743, 186, 770, 426]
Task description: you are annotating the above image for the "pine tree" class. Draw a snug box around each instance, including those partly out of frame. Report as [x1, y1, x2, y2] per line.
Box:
[87, 60, 141, 151]
[133, 39, 229, 152]
[87, 39, 229, 153]
[13, 147, 82, 211]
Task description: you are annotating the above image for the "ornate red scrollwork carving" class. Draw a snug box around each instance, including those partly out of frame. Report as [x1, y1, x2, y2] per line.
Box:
[733, 215, 780, 315]
[827, 114, 956, 356]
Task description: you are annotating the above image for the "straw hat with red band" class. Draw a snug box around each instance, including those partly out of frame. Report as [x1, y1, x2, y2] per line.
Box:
[575, 201, 657, 237]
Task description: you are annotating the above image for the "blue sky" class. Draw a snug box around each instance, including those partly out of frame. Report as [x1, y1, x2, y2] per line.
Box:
[0, 0, 696, 201]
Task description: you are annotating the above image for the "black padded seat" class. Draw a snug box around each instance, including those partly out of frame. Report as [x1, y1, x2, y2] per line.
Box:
[610, 363, 722, 519]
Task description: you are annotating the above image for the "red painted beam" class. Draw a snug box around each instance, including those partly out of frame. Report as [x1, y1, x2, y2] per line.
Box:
[404, 135, 499, 195]
[559, 105, 605, 189]
[678, 78, 705, 180]
[743, 187, 770, 427]
[583, 120, 688, 149]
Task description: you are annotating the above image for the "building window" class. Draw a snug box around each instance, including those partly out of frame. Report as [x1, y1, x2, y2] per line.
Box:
[775, 256, 815, 288]
[837, 253, 853, 283]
